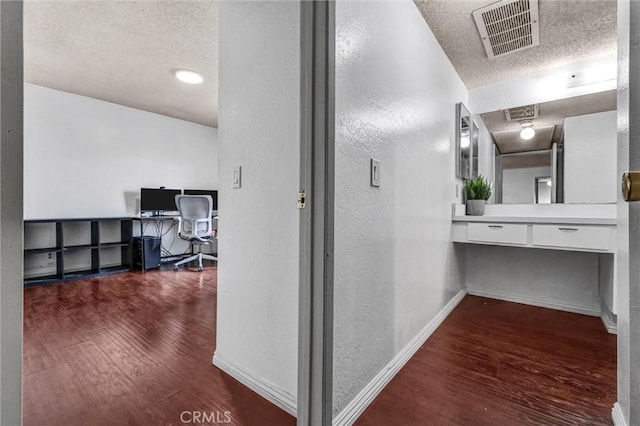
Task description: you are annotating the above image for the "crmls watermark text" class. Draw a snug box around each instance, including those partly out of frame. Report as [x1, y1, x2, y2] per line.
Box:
[180, 411, 232, 424]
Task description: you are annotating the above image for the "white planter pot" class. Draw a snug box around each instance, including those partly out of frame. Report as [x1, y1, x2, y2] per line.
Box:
[466, 199, 485, 216]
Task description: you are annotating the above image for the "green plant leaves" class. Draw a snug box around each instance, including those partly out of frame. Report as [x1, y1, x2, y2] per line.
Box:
[465, 175, 492, 200]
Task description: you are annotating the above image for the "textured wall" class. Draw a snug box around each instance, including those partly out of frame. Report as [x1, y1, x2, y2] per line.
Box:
[215, 0, 299, 403]
[564, 110, 617, 204]
[333, 0, 466, 417]
[24, 83, 218, 219]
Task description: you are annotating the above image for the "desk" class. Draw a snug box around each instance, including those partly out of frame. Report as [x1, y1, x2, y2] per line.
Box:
[132, 215, 179, 272]
[451, 205, 618, 329]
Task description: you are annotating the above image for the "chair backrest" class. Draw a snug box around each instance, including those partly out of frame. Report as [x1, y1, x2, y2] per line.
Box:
[175, 195, 213, 240]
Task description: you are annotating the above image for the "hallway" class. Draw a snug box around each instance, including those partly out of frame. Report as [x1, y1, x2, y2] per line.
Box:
[357, 296, 616, 425]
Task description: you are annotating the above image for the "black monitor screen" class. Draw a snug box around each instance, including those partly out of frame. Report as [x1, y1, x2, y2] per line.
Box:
[140, 188, 182, 213]
[183, 189, 218, 210]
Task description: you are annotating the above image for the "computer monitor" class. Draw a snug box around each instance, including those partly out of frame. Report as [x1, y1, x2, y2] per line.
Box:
[140, 188, 182, 214]
[183, 189, 218, 210]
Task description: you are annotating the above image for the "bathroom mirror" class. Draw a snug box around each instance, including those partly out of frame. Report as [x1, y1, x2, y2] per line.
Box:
[455, 102, 475, 180]
[476, 90, 617, 204]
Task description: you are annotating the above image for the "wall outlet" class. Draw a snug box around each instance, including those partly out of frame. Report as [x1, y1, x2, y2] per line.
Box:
[232, 166, 242, 189]
[46, 252, 55, 266]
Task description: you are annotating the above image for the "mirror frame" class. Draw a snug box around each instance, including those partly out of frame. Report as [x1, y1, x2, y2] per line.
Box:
[455, 102, 473, 180]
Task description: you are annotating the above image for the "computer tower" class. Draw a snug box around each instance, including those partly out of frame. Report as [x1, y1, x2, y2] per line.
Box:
[133, 236, 161, 270]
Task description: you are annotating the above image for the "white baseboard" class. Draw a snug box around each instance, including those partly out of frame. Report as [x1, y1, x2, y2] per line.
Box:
[466, 288, 601, 317]
[601, 312, 617, 334]
[612, 402, 627, 426]
[333, 289, 467, 426]
[212, 352, 296, 416]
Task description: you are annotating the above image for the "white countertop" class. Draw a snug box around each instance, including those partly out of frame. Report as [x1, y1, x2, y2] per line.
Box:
[452, 215, 616, 225]
[452, 203, 617, 226]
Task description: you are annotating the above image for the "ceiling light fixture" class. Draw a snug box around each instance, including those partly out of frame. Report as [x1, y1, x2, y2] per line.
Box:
[520, 121, 535, 140]
[175, 69, 203, 84]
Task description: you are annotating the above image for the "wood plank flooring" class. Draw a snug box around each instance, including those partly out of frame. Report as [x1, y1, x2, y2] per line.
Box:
[24, 266, 295, 426]
[356, 296, 617, 426]
[25, 273, 618, 426]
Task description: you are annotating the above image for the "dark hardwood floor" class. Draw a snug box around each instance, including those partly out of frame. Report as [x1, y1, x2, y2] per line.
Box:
[25, 273, 617, 426]
[23, 266, 295, 426]
[356, 296, 617, 426]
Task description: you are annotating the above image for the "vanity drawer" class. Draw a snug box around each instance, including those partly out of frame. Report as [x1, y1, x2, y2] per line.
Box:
[531, 225, 613, 251]
[467, 223, 528, 245]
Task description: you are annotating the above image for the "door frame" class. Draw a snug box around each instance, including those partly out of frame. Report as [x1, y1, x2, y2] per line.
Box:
[297, 1, 335, 425]
[0, 1, 24, 424]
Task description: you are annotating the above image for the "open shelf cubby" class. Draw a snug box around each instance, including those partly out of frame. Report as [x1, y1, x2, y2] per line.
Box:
[24, 217, 133, 287]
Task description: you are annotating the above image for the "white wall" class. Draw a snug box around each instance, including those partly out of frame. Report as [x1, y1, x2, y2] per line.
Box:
[214, 0, 299, 412]
[468, 55, 617, 115]
[564, 110, 617, 204]
[465, 245, 602, 316]
[24, 83, 218, 219]
[502, 166, 551, 204]
[333, 0, 466, 418]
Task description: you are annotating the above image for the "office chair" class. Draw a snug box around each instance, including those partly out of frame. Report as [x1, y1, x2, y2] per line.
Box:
[173, 195, 217, 272]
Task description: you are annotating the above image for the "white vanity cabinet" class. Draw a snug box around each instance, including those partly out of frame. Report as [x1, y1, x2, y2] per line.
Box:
[531, 224, 615, 252]
[453, 220, 615, 253]
[467, 223, 528, 245]
[451, 204, 618, 332]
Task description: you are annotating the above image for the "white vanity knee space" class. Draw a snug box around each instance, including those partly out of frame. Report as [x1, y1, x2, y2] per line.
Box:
[452, 203, 617, 332]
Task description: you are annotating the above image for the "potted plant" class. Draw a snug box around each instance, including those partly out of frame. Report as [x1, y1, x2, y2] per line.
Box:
[465, 175, 492, 216]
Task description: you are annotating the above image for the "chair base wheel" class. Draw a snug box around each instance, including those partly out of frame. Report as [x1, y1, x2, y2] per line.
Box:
[173, 265, 179, 271]
[198, 267, 203, 272]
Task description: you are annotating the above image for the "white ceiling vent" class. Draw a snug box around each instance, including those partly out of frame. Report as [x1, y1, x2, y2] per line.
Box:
[504, 104, 538, 121]
[472, 0, 540, 59]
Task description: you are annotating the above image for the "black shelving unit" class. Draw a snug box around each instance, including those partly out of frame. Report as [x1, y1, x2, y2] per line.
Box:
[24, 217, 133, 287]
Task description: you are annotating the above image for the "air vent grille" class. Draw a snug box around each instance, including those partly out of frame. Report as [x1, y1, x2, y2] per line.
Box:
[473, 0, 540, 58]
[504, 104, 538, 121]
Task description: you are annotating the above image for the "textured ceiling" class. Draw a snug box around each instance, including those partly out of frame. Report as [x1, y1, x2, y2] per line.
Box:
[414, 0, 617, 89]
[24, 0, 218, 127]
[24, 0, 617, 129]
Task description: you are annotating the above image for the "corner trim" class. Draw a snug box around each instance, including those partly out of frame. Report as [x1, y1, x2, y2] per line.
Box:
[333, 289, 467, 426]
[612, 402, 627, 426]
[466, 288, 601, 317]
[212, 352, 296, 416]
[601, 312, 618, 334]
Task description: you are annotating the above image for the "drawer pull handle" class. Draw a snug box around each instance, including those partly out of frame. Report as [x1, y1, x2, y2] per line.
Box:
[558, 227, 579, 231]
[488, 225, 503, 229]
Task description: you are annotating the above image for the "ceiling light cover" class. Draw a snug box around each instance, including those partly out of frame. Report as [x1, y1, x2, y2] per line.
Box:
[175, 69, 203, 84]
[520, 127, 535, 140]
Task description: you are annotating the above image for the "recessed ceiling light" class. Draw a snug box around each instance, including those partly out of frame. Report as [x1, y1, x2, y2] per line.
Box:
[175, 69, 203, 84]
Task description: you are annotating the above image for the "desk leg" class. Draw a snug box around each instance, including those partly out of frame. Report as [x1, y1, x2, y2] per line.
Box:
[140, 220, 145, 272]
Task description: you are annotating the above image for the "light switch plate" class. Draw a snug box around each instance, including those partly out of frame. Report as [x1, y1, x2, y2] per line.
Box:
[370, 159, 380, 187]
[232, 166, 242, 189]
